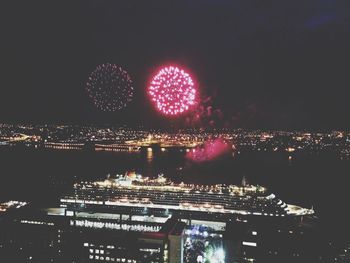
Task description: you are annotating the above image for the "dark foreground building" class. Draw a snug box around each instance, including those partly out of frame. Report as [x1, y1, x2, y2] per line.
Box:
[0, 203, 185, 263]
[0, 175, 339, 262]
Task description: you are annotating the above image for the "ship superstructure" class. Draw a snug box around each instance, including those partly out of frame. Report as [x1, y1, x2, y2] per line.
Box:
[60, 173, 313, 220]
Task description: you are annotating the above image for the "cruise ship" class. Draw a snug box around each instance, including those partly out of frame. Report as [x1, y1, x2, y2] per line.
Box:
[60, 172, 313, 221]
[1, 174, 324, 263]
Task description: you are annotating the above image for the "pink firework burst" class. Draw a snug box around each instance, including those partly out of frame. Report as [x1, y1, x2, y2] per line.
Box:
[148, 65, 197, 116]
[186, 138, 232, 163]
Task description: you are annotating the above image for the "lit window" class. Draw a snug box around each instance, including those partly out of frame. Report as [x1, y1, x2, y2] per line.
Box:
[242, 241, 257, 247]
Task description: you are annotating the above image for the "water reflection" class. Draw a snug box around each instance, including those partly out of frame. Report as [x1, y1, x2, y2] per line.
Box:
[146, 147, 153, 162]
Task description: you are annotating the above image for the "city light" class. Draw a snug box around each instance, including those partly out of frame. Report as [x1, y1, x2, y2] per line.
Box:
[206, 247, 225, 263]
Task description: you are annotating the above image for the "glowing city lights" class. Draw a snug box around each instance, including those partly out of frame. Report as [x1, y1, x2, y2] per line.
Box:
[148, 65, 197, 116]
[205, 247, 225, 263]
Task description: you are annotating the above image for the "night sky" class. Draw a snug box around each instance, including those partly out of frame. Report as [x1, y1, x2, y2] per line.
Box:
[1, 0, 350, 129]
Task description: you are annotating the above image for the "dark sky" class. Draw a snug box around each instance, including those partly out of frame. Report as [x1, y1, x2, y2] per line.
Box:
[1, 0, 350, 129]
